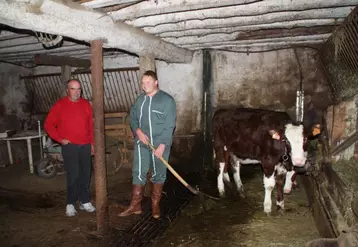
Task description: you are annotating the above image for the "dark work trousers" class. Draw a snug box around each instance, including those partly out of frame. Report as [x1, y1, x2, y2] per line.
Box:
[61, 143, 92, 205]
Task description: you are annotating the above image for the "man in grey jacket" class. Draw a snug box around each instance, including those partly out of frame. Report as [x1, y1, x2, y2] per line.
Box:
[118, 70, 176, 219]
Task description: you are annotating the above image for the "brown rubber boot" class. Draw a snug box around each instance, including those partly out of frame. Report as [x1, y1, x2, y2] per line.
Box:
[118, 184, 144, 217]
[151, 183, 164, 219]
[144, 170, 153, 198]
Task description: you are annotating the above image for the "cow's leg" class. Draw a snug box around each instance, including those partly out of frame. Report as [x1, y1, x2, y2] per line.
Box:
[223, 148, 231, 184]
[292, 171, 298, 188]
[230, 154, 245, 198]
[283, 170, 295, 194]
[275, 164, 287, 211]
[263, 169, 275, 215]
[214, 139, 226, 198]
[218, 161, 226, 197]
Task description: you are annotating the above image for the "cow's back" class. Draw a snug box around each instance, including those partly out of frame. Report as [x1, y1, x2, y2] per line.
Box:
[213, 108, 292, 160]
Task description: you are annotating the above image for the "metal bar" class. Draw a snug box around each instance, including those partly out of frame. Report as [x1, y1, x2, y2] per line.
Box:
[108, 72, 120, 112]
[125, 70, 137, 105]
[102, 73, 111, 112]
[107, 72, 119, 112]
[128, 70, 140, 97]
[26, 139, 33, 174]
[35, 77, 48, 113]
[91, 39, 109, 234]
[112, 71, 126, 111]
[341, 27, 358, 70]
[119, 71, 132, 111]
[344, 25, 358, 70]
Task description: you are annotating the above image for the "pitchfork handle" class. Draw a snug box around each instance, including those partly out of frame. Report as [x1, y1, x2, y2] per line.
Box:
[147, 142, 199, 195]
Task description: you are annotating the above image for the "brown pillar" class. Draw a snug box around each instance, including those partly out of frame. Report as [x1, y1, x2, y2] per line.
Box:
[91, 40, 109, 234]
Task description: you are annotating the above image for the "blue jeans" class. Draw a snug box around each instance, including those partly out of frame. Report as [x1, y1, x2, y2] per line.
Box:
[61, 143, 92, 205]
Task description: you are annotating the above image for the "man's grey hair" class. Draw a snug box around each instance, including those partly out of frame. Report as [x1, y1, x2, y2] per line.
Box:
[65, 78, 81, 90]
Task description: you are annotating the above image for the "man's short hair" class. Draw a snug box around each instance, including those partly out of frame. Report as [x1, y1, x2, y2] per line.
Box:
[66, 79, 81, 89]
[142, 70, 158, 81]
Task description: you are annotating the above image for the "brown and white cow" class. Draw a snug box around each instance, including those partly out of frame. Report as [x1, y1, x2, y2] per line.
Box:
[212, 107, 320, 215]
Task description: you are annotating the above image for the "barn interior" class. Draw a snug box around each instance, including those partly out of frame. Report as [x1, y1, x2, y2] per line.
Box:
[1, 0, 358, 246]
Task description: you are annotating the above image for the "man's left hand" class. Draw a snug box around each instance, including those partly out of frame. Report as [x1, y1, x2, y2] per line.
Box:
[91, 144, 94, 156]
[154, 144, 165, 159]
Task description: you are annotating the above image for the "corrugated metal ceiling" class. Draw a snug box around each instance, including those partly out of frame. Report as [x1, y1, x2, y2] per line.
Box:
[0, 0, 357, 67]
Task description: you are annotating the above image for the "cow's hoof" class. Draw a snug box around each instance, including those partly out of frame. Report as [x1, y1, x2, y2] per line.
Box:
[276, 207, 285, 216]
[283, 189, 291, 195]
[265, 211, 272, 217]
[238, 190, 246, 198]
[219, 192, 226, 198]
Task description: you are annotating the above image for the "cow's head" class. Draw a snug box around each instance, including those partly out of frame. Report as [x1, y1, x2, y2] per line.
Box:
[269, 123, 321, 167]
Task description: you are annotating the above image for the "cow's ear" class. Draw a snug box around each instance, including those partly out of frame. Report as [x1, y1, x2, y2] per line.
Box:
[312, 124, 321, 136]
[269, 130, 281, 140]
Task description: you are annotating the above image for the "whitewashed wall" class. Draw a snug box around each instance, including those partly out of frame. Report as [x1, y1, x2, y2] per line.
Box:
[0, 63, 32, 130]
[156, 50, 203, 134]
[31, 51, 203, 134]
[211, 48, 332, 119]
[1, 47, 332, 134]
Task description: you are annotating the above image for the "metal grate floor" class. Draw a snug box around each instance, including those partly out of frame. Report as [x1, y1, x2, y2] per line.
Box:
[109, 174, 195, 247]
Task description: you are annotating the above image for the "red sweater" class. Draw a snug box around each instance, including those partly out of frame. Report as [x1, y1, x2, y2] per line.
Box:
[44, 97, 94, 145]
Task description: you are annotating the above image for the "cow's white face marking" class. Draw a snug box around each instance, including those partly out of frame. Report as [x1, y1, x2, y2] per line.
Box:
[284, 124, 306, 167]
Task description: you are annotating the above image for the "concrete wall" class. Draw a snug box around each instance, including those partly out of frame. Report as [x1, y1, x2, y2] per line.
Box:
[211, 48, 332, 119]
[32, 52, 204, 135]
[28, 48, 331, 135]
[0, 63, 32, 131]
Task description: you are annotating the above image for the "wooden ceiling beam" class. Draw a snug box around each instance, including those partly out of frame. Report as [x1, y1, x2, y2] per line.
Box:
[0, 0, 193, 63]
[34, 54, 91, 67]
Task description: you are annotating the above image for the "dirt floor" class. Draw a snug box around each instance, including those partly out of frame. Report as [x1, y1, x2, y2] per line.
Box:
[0, 149, 136, 247]
[155, 165, 321, 247]
[0, 140, 322, 247]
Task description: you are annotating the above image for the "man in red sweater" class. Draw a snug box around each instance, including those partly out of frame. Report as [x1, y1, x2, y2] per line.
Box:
[44, 79, 95, 217]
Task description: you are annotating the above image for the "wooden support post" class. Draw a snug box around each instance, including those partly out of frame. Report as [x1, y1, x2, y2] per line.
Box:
[91, 39, 109, 235]
[61, 65, 71, 96]
[139, 55, 156, 79]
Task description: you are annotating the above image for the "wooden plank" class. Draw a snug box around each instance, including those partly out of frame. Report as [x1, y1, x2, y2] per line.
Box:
[104, 112, 128, 118]
[34, 54, 91, 67]
[330, 131, 358, 156]
[104, 124, 128, 130]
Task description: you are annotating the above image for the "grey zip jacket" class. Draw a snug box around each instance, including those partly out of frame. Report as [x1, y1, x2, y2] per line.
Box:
[130, 90, 176, 147]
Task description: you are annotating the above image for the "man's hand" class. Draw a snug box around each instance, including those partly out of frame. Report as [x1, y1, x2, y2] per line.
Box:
[91, 144, 94, 156]
[154, 144, 165, 159]
[136, 128, 149, 145]
[60, 139, 71, 145]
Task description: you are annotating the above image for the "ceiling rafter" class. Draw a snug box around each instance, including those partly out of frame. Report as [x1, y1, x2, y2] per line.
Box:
[116, 0, 357, 26]
[111, 0, 262, 21]
[157, 19, 343, 38]
[140, 8, 352, 34]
